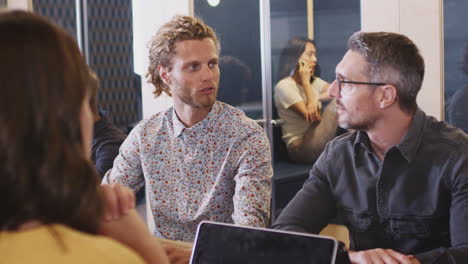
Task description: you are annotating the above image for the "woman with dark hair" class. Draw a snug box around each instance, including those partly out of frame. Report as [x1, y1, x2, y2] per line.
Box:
[274, 37, 338, 164]
[0, 11, 168, 264]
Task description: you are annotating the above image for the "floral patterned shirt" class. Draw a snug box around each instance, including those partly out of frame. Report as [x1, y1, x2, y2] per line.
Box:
[103, 102, 272, 242]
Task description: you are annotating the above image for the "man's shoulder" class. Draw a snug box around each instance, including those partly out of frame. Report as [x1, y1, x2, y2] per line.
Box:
[313, 131, 357, 166]
[217, 102, 259, 125]
[423, 115, 468, 152]
[133, 107, 173, 133]
[93, 116, 127, 142]
[327, 130, 357, 151]
[215, 102, 265, 135]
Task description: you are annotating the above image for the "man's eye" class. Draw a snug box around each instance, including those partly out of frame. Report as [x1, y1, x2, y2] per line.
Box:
[208, 61, 218, 68]
[341, 81, 351, 87]
[188, 64, 199, 71]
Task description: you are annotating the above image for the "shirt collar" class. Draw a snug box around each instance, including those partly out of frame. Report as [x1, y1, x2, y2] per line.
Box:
[353, 108, 426, 162]
[172, 108, 185, 138]
[353, 130, 372, 156]
[171, 101, 220, 138]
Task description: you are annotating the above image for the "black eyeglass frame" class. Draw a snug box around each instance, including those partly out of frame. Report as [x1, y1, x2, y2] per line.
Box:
[337, 80, 388, 96]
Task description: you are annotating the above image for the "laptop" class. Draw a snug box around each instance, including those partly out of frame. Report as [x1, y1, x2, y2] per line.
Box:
[190, 221, 338, 264]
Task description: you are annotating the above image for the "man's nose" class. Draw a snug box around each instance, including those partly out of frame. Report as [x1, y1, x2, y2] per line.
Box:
[328, 80, 339, 98]
[201, 65, 215, 81]
[312, 55, 317, 63]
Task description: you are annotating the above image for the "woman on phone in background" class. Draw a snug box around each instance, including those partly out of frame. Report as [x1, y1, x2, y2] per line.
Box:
[274, 37, 338, 164]
[0, 11, 168, 264]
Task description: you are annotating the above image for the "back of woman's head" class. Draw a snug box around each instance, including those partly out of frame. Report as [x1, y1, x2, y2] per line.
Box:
[0, 11, 102, 233]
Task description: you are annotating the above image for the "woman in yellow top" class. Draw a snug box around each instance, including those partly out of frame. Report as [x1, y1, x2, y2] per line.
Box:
[0, 11, 169, 264]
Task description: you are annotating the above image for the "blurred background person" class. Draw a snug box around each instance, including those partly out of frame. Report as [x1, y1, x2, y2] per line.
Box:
[0, 10, 168, 264]
[447, 43, 468, 133]
[274, 37, 338, 164]
[217, 55, 252, 108]
[88, 69, 128, 177]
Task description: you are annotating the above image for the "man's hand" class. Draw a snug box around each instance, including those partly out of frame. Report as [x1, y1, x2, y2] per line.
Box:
[349, 249, 421, 264]
[164, 245, 192, 264]
[100, 184, 135, 221]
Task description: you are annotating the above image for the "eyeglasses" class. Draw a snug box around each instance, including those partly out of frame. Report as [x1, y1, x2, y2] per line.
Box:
[337, 79, 387, 96]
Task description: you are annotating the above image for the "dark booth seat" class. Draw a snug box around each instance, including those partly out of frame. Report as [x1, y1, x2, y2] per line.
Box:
[272, 161, 313, 221]
[271, 125, 313, 222]
[271, 124, 347, 225]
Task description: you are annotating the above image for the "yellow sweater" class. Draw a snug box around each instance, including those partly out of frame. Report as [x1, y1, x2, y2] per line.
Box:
[0, 224, 145, 264]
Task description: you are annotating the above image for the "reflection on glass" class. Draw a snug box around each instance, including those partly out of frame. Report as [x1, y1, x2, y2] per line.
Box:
[218, 56, 252, 109]
[312, 0, 360, 83]
[444, 0, 468, 132]
[194, 0, 263, 120]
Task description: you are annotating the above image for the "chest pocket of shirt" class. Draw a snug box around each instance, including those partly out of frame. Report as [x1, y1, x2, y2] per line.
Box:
[342, 208, 374, 233]
[387, 216, 449, 241]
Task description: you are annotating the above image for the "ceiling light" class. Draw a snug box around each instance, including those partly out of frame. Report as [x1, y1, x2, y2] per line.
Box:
[207, 0, 220, 7]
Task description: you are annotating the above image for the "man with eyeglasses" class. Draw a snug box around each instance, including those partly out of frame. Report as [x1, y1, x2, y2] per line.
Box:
[273, 32, 468, 263]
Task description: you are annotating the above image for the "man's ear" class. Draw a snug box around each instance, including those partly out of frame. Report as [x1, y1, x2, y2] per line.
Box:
[379, 84, 398, 109]
[157, 65, 171, 85]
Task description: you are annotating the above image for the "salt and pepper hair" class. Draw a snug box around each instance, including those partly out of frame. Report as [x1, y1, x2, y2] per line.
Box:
[348, 32, 425, 113]
[146, 15, 220, 97]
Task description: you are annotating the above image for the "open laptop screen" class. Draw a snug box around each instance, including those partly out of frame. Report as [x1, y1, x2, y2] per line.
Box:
[190, 221, 338, 264]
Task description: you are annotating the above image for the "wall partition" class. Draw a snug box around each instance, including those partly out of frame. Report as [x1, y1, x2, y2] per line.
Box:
[33, 0, 141, 129]
[193, 0, 263, 120]
[362, 0, 444, 120]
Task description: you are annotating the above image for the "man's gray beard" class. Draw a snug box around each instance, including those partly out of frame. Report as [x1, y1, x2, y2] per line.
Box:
[338, 117, 375, 132]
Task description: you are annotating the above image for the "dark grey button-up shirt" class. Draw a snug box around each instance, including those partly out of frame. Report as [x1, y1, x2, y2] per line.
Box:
[92, 111, 127, 177]
[273, 109, 468, 263]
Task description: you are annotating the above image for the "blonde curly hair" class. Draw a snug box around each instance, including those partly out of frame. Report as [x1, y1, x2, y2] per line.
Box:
[146, 15, 220, 97]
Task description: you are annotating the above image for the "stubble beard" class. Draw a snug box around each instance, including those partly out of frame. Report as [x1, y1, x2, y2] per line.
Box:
[337, 106, 376, 131]
[180, 89, 218, 109]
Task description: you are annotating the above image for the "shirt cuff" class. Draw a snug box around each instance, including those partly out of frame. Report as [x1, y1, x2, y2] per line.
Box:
[415, 247, 445, 263]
